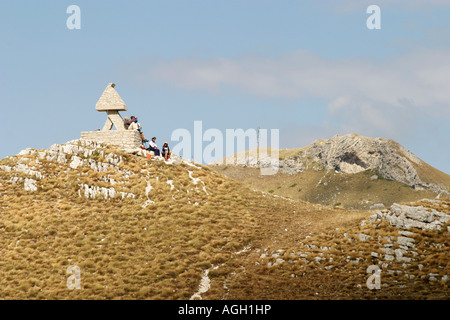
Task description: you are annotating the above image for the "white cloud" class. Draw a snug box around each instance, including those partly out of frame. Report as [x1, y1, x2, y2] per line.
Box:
[146, 49, 450, 120]
[123, 48, 450, 172]
[126, 48, 450, 156]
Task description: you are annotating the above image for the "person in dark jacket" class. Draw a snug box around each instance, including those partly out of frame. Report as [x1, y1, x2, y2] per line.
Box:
[147, 137, 161, 156]
[161, 142, 171, 161]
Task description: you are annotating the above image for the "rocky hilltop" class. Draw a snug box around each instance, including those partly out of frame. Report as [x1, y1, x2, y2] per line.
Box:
[213, 134, 449, 195]
[278, 134, 448, 193]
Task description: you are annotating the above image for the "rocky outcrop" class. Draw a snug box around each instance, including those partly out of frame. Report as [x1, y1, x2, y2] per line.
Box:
[258, 199, 450, 287]
[371, 200, 450, 231]
[78, 183, 135, 200]
[212, 133, 449, 194]
[0, 139, 184, 194]
[280, 134, 449, 194]
[280, 134, 436, 189]
[363, 200, 449, 274]
[289, 134, 421, 174]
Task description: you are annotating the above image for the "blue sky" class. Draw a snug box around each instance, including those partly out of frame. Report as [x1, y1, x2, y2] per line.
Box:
[1, 0, 449, 173]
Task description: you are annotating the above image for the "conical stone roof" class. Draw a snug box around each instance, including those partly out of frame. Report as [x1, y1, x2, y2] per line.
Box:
[95, 83, 128, 111]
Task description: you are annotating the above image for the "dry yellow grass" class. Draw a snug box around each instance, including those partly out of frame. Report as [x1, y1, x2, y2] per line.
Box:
[212, 166, 442, 210]
[224, 199, 449, 300]
[0, 144, 448, 300]
[0, 147, 308, 299]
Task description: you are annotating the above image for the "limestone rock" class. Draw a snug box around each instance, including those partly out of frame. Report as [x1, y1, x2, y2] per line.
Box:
[282, 134, 447, 193]
[357, 233, 372, 242]
[24, 178, 37, 192]
[385, 202, 450, 231]
[210, 133, 449, 194]
[397, 236, 415, 248]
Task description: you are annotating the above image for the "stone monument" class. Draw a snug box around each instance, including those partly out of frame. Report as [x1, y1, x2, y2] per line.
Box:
[96, 83, 128, 131]
[80, 83, 142, 149]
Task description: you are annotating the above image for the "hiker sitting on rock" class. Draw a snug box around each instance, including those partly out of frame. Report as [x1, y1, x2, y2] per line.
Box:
[161, 142, 171, 161]
[128, 116, 139, 130]
[147, 137, 161, 156]
[123, 117, 131, 130]
[129, 116, 148, 143]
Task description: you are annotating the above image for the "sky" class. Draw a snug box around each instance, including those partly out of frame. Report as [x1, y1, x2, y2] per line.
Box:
[0, 0, 449, 173]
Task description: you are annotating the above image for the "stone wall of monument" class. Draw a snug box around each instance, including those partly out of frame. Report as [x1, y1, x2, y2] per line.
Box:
[80, 130, 142, 149]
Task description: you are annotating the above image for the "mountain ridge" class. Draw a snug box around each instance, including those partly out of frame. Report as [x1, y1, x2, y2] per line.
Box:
[210, 133, 449, 209]
[212, 133, 449, 194]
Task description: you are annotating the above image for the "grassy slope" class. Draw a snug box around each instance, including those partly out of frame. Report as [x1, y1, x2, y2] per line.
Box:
[0, 146, 370, 299]
[213, 140, 450, 210]
[415, 161, 450, 187]
[223, 197, 450, 300]
[0, 145, 448, 299]
[212, 166, 439, 210]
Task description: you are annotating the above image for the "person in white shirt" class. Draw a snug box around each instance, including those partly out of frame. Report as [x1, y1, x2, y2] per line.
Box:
[128, 120, 139, 131]
[128, 116, 148, 143]
[148, 137, 160, 156]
